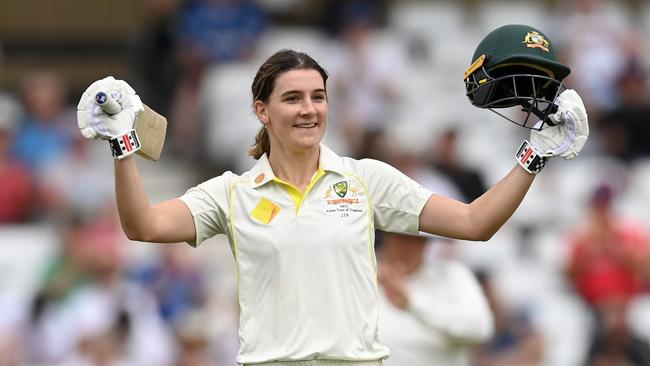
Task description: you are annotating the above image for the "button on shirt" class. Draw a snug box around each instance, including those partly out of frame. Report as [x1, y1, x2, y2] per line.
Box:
[179, 144, 432, 364]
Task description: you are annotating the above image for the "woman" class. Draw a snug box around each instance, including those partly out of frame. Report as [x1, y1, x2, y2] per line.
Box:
[76, 49, 588, 365]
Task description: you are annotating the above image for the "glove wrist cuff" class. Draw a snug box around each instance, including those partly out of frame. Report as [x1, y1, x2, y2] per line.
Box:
[109, 129, 141, 160]
[516, 140, 548, 174]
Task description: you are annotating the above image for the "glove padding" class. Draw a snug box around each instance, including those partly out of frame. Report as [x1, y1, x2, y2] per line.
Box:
[77, 76, 144, 140]
[530, 89, 589, 160]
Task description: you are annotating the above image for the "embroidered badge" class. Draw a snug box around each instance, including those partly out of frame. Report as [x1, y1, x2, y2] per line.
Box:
[522, 31, 550, 52]
[333, 181, 348, 198]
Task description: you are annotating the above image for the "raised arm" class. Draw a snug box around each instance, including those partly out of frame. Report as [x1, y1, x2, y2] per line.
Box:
[115, 157, 195, 243]
[419, 166, 534, 241]
[77, 76, 195, 244]
[420, 89, 588, 241]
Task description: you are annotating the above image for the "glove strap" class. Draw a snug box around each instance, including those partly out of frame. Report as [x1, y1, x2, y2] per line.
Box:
[516, 140, 548, 174]
[109, 129, 141, 160]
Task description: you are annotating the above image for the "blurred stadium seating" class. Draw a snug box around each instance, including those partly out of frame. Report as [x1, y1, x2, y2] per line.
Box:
[1, 1, 650, 365]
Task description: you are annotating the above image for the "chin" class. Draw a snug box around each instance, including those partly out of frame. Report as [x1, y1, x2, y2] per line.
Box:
[292, 136, 322, 152]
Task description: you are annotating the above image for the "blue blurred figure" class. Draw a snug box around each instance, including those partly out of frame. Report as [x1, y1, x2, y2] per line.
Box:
[11, 70, 76, 173]
[131, 245, 207, 323]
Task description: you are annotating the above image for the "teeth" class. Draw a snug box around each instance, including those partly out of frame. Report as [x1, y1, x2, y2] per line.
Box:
[296, 123, 317, 128]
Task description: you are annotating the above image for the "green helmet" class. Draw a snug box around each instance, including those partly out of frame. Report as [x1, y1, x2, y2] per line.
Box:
[464, 24, 571, 129]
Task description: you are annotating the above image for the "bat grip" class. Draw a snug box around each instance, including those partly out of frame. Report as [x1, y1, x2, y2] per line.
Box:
[95, 91, 122, 115]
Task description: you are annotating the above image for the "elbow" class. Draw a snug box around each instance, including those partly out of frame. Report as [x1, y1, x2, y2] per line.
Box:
[122, 223, 153, 243]
[123, 227, 143, 242]
[476, 230, 496, 242]
[469, 226, 497, 242]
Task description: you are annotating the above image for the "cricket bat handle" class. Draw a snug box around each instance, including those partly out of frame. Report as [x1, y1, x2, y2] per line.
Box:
[94, 91, 122, 115]
[94, 91, 167, 161]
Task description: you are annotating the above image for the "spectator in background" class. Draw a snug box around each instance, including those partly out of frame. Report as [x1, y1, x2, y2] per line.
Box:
[21, 207, 174, 366]
[168, 0, 268, 161]
[36, 134, 114, 221]
[20, 208, 125, 363]
[129, 0, 184, 118]
[172, 310, 219, 366]
[11, 69, 76, 173]
[377, 234, 493, 366]
[471, 270, 545, 366]
[566, 183, 650, 365]
[585, 300, 650, 366]
[0, 95, 34, 223]
[376, 138, 490, 366]
[175, 0, 267, 64]
[557, 0, 631, 114]
[598, 59, 650, 161]
[318, 0, 389, 37]
[130, 245, 208, 325]
[429, 128, 487, 203]
[326, 1, 404, 158]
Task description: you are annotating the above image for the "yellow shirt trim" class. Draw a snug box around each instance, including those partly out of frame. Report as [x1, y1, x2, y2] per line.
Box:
[273, 168, 326, 214]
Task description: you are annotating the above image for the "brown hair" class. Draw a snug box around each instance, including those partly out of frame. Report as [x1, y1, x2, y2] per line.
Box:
[248, 49, 328, 159]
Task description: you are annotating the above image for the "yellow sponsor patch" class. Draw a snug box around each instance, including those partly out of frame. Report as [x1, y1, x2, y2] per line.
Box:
[251, 197, 281, 224]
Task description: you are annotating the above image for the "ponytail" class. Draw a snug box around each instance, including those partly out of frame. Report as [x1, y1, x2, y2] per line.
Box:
[248, 126, 270, 159]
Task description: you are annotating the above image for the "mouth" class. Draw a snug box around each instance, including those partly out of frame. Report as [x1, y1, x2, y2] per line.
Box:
[294, 122, 318, 129]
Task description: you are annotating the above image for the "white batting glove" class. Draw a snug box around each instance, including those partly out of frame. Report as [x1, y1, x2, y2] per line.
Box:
[530, 89, 589, 160]
[77, 76, 145, 159]
[516, 89, 589, 174]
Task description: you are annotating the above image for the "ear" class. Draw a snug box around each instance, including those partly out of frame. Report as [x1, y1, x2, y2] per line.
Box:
[253, 100, 269, 124]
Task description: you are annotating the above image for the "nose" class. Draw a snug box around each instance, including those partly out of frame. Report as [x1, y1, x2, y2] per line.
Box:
[300, 98, 317, 116]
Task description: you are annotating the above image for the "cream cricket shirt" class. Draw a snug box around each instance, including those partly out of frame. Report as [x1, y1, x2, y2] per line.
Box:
[179, 144, 432, 365]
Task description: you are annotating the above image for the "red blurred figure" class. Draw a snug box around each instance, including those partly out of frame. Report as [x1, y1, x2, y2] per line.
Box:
[0, 96, 33, 222]
[567, 183, 650, 365]
[567, 184, 650, 308]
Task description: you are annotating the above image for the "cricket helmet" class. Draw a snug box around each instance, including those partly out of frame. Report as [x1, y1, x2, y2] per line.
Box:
[464, 24, 571, 129]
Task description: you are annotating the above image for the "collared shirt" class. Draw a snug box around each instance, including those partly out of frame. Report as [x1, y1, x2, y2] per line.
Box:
[179, 144, 432, 364]
[379, 259, 494, 366]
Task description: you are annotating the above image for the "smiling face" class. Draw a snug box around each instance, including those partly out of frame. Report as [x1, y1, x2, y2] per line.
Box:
[254, 68, 328, 156]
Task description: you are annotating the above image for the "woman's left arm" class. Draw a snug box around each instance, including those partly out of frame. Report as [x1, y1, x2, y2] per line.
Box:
[420, 89, 589, 241]
[419, 165, 534, 241]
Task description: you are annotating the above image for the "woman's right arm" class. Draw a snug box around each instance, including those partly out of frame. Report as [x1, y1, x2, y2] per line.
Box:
[115, 156, 195, 243]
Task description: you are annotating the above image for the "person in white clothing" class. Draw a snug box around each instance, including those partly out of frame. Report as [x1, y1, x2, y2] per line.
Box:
[378, 234, 493, 366]
[75, 46, 588, 365]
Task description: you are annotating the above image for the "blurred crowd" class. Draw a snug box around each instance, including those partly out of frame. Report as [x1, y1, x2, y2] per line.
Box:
[1, 0, 650, 365]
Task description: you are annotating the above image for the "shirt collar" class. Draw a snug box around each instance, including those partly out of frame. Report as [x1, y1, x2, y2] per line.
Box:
[249, 144, 346, 189]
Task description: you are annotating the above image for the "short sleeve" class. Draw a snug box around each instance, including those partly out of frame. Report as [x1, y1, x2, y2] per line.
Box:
[359, 159, 432, 233]
[178, 172, 234, 247]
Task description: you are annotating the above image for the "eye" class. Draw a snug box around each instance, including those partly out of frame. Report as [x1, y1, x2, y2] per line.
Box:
[313, 93, 327, 102]
[284, 95, 299, 103]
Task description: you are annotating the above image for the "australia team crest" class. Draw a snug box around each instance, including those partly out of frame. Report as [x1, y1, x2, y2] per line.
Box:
[323, 180, 364, 218]
[333, 181, 348, 197]
[522, 31, 549, 52]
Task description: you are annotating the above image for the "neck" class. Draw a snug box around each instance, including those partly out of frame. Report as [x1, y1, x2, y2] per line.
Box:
[268, 145, 320, 192]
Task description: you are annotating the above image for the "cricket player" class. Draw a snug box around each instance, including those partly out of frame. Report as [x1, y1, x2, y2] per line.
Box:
[76, 24, 588, 366]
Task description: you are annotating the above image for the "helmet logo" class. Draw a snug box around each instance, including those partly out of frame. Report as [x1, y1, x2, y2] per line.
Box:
[522, 31, 549, 52]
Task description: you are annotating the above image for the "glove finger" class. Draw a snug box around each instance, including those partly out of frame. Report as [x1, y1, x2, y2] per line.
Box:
[567, 135, 588, 160]
[77, 92, 92, 129]
[124, 94, 144, 113]
[558, 89, 588, 121]
[555, 111, 578, 154]
[117, 80, 136, 96]
[79, 126, 98, 140]
[558, 89, 582, 105]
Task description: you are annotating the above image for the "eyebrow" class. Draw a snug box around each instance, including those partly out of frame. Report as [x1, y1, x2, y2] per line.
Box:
[279, 88, 327, 97]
